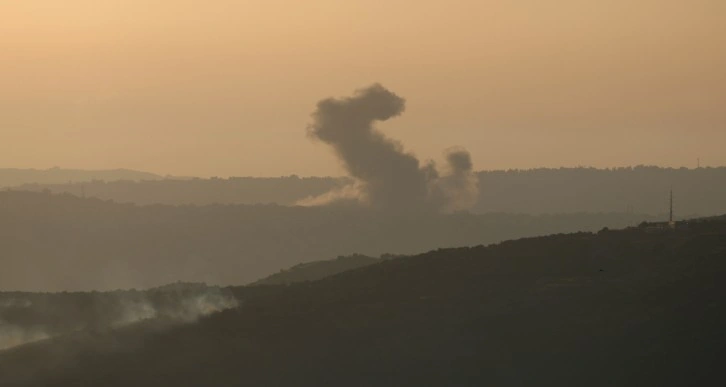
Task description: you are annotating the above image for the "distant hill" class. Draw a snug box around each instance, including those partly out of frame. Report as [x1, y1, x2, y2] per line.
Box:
[12, 166, 726, 215]
[0, 168, 162, 187]
[0, 190, 655, 291]
[252, 254, 380, 285]
[13, 175, 344, 206]
[2, 219, 725, 386]
[473, 166, 726, 215]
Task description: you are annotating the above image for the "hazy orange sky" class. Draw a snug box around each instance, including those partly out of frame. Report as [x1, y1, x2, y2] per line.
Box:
[1, 0, 724, 177]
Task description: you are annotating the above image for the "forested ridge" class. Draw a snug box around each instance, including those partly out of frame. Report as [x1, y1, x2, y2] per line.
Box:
[1, 218, 724, 386]
[12, 166, 726, 215]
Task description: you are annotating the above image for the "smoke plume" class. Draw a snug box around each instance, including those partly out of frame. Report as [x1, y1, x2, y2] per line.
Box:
[0, 323, 50, 351]
[303, 84, 478, 212]
[0, 286, 238, 351]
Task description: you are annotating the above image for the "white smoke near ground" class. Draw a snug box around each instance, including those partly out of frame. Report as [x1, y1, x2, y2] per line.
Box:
[0, 286, 238, 351]
[299, 84, 479, 212]
[109, 298, 159, 328]
[150, 288, 239, 323]
[0, 322, 50, 351]
[111, 288, 238, 327]
[0, 299, 48, 350]
[296, 181, 364, 207]
[0, 299, 32, 308]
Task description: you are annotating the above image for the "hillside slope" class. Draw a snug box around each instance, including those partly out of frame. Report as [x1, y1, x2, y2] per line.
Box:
[253, 254, 379, 285]
[13, 166, 726, 215]
[0, 191, 653, 291]
[0, 283, 236, 351]
[473, 166, 726, 215]
[2, 221, 724, 386]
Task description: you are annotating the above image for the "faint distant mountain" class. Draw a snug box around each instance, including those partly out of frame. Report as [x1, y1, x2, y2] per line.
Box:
[13, 175, 345, 206]
[253, 254, 380, 285]
[12, 166, 726, 216]
[0, 167, 162, 187]
[472, 166, 726, 215]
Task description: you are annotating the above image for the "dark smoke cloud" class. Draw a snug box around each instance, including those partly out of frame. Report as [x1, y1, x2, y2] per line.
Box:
[301, 84, 478, 212]
[431, 148, 479, 212]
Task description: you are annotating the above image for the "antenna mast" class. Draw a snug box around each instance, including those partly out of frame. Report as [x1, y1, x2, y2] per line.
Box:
[668, 188, 675, 229]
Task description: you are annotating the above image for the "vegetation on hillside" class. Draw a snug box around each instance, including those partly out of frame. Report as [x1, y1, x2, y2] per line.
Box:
[1, 219, 724, 386]
[12, 166, 726, 215]
[252, 254, 380, 285]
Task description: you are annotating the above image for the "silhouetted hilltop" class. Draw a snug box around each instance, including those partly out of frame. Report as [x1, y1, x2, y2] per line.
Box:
[1, 219, 724, 386]
[13, 166, 726, 215]
[252, 254, 380, 285]
[0, 190, 655, 291]
[0, 167, 162, 187]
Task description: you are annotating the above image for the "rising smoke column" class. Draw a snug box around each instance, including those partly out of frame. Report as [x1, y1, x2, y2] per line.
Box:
[430, 147, 480, 212]
[305, 83, 478, 212]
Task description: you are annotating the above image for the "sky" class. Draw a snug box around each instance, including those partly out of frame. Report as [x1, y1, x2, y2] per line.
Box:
[1, 0, 724, 177]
